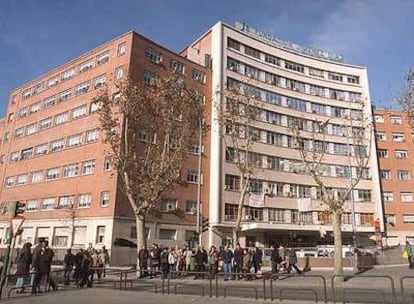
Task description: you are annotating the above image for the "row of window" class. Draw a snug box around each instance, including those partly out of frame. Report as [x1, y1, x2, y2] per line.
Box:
[13, 99, 101, 141]
[224, 174, 372, 202]
[226, 122, 368, 158]
[377, 149, 408, 159]
[375, 131, 406, 142]
[227, 78, 363, 121]
[145, 47, 206, 84]
[385, 214, 414, 225]
[4, 157, 110, 188]
[159, 199, 198, 213]
[7, 128, 100, 165]
[383, 192, 414, 202]
[19, 42, 126, 102]
[374, 114, 403, 124]
[224, 204, 374, 226]
[379, 170, 411, 180]
[225, 147, 371, 180]
[16, 72, 109, 124]
[227, 57, 362, 103]
[227, 38, 360, 85]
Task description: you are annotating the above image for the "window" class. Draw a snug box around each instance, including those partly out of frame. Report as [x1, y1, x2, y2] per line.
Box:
[71, 105, 87, 119]
[62, 69, 75, 81]
[58, 195, 74, 208]
[224, 204, 238, 221]
[47, 77, 59, 88]
[115, 66, 124, 80]
[393, 133, 405, 142]
[395, 150, 408, 159]
[143, 70, 159, 85]
[50, 139, 65, 152]
[18, 107, 28, 118]
[86, 129, 99, 143]
[189, 143, 202, 154]
[5, 177, 15, 187]
[225, 174, 240, 191]
[374, 115, 384, 123]
[10, 152, 20, 162]
[398, 171, 411, 180]
[347, 76, 359, 84]
[285, 61, 304, 73]
[185, 200, 197, 214]
[159, 229, 176, 240]
[187, 171, 199, 184]
[16, 174, 28, 185]
[44, 96, 56, 109]
[96, 226, 105, 244]
[20, 148, 32, 160]
[2, 132, 7, 142]
[390, 116, 403, 124]
[67, 134, 83, 147]
[357, 190, 371, 202]
[382, 192, 394, 202]
[264, 54, 280, 66]
[78, 193, 91, 208]
[26, 199, 38, 212]
[90, 100, 102, 113]
[26, 123, 38, 135]
[53, 228, 68, 247]
[94, 74, 106, 88]
[401, 192, 413, 202]
[31, 171, 43, 183]
[359, 213, 374, 226]
[100, 191, 109, 207]
[58, 89, 72, 102]
[375, 132, 386, 141]
[227, 38, 240, 51]
[82, 160, 95, 175]
[46, 168, 60, 180]
[380, 170, 391, 180]
[41, 198, 56, 210]
[403, 215, 414, 224]
[79, 60, 94, 73]
[62, 164, 79, 177]
[103, 156, 112, 171]
[117, 42, 126, 56]
[170, 60, 185, 74]
[309, 68, 324, 78]
[145, 48, 162, 64]
[22, 89, 32, 100]
[14, 127, 24, 139]
[75, 82, 90, 95]
[160, 199, 177, 211]
[55, 112, 69, 125]
[328, 72, 343, 82]
[73, 226, 87, 246]
[8, 113, 14, 122]
[192, 69, 206, 83]
[96, 51, 109, 65]
[39, 117, 53, 130]
[244, 46, 261, 59]
[377, 149, 389, 158]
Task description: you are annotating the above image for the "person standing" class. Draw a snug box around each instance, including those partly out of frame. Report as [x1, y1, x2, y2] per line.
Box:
[222, 246, 234, 281]
[168, 247, 178, 279]
[138, 245, 149, 278]
[233, 243, 243, 280]
[194, 246, 206, 279]
[150, 244, 161, 278]
[252, 247, 263, 276]
[405, 240, 414, 269]
[242, 248, 252, 280]
[159, 246, 169, 279]
[184, 246, 193, 275]
[15, 242, 32, 293]
[208, 246, 218, 279]
[42, 241, 57, 291]
[74, 249, 84, 286]
[270, 244, 281, 278]
[101, 245, 110, 277]
[31, 239, 45, 294]
[63, 249, 75, 285]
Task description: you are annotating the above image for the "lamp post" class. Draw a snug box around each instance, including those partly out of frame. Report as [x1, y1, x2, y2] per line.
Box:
[196, 119, 203, 246]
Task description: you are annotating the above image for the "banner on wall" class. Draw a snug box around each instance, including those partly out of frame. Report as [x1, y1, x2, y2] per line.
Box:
[297, 198, 312, 212]
[248, 193, 265, 208]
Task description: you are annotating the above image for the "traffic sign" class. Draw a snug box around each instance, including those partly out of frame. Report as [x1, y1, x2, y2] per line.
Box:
[10, 216, 25, 237]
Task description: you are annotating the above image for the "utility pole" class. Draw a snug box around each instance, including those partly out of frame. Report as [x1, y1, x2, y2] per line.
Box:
[196, 119, 203, 246]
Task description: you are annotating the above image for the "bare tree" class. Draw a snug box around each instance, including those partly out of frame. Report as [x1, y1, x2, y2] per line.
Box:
[96, 73, 205, 250]
[398, 69, 414, 124]
[291, 101, 372, 276]
[219, 79, 261, 246]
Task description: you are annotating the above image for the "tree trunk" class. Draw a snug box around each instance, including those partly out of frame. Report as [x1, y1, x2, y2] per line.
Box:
[70, 215, 75, 248]
[233, 180, 247, 247]
[332, 209, 343, 276]
[136, 214, 146, 251]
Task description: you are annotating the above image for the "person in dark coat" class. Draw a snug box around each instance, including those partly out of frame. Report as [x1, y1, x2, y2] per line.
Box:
[194, 246, 207, 279]
[159, 246, 169, 279]
[138, 245, 149, 278]
[149, 244, 161, 278]
[63, 249, 75, 285]
[252, 247, 263, 275]
[31, 239, 45, 294]
[222, 246, 234, 281]
[74, 249, 84, 286]
[15, 242, 32, 293]
[286, 248, 302, 274]
[39, 241, 57, 291]
[233, 243, 243, 280]
[270, 244, 281, 279]
[79, 251, 93, 288]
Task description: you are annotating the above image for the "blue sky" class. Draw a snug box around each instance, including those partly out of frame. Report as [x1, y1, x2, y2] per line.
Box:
[1, 0, 413, 117]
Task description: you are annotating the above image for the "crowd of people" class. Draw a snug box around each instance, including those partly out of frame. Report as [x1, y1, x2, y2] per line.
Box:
[137, 243, 304, 281]
[13, 239, 109, 294]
